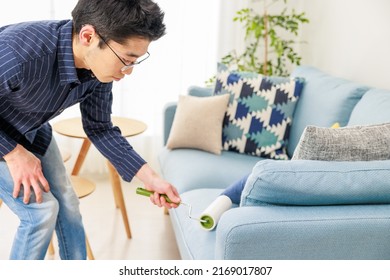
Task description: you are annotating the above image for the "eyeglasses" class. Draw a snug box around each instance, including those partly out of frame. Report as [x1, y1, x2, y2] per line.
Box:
[97, 32, 150, 72]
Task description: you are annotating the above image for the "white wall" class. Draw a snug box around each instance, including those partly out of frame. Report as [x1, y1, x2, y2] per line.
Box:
[110, 0, 222, 173]
[299, 0, 390, 90]
[243, 0, 390, 90]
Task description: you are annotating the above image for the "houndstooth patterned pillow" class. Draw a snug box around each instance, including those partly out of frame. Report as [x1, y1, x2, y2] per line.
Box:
[213, 63, 304, 159]
[292, 123, 390, 161]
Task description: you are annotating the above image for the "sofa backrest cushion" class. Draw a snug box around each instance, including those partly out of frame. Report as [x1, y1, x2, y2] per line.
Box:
[188, 86, 214, 98]
[288, 66, 370, 157]
[348, 88, 390, 126]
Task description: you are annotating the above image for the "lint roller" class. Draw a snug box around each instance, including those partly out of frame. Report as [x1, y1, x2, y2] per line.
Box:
[198, 195, 232, 231]
[135, 188, 206, 223]
[136, 188, 232, 231]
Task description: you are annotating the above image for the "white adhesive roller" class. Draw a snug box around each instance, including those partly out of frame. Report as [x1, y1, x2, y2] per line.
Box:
[199, 195, 232, 231]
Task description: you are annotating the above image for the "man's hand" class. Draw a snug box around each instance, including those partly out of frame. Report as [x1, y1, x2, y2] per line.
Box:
[136, 164, 180, 209]
[3, 144, 50, 204]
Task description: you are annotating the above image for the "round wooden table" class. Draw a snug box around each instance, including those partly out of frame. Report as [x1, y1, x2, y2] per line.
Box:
[53, 116, 147, 139]
[53, 116, 147, 239]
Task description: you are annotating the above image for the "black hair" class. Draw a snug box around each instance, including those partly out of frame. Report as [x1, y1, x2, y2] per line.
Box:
[72, 0, 166, 45]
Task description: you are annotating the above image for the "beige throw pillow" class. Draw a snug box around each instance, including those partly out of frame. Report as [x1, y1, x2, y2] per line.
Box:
[166, 94, 230, 154]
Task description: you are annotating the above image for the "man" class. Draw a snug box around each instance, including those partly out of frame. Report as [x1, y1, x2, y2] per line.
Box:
[0, 0, 180, 260]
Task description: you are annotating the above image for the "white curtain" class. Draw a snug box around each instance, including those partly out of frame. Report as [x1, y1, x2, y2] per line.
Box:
[1, 0, 248, 175]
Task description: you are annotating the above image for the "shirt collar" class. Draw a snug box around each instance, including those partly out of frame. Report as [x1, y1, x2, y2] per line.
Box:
[57, 20, 80, 85]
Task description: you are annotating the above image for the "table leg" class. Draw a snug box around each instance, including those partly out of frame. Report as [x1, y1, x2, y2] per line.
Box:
[85, 235, 95, 260]
[107, 161, 132, 239]
[71, 139, 91, 175]
[48, 237, 55, 255]
[70, 138, 131, 239]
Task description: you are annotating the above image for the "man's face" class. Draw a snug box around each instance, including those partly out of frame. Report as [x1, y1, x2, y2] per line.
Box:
[84, 34, 151, 83]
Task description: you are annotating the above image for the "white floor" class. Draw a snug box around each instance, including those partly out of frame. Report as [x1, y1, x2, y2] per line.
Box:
[0, 172, 181, 260]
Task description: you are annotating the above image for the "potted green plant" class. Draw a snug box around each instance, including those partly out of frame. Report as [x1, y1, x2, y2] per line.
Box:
[207, 0, 309, 85]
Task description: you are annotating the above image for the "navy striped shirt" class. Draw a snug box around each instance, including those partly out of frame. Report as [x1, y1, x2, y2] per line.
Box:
[0, 20, 146, 181]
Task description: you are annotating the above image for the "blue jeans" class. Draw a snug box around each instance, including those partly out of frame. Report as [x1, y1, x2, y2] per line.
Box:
[221, 173, 250, 205]
[0, 137, 86, 260]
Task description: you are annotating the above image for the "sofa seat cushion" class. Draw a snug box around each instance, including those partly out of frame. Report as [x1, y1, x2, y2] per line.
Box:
[159, 147, 261, 194]
[216, 203, 390, 259]
[172, 189, 390, 260]
[169, 188, 227, 260]
[240, 159, 390, 206]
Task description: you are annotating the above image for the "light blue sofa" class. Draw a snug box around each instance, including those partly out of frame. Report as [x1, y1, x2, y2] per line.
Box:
[158, 66, 390, 259]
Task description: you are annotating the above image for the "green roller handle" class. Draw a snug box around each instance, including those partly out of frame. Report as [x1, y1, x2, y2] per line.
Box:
[136, 187, 178, 204]
[137, 187, 212, 227]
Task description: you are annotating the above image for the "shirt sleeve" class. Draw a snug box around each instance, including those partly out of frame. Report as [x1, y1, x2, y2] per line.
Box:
[0, 42, 20, 157]
[0, 130, 18, 157]
[79, 82, 146, 182]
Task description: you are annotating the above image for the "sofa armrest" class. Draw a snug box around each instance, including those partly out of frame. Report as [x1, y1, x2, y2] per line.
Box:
[215, 204, 390, 259]
[163, 102, 177, 145]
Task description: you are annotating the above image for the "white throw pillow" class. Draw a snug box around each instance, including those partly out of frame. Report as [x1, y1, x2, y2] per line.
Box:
[166, 94, 230, 154]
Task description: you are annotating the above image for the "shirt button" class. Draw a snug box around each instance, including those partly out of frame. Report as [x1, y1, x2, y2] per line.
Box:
[59, 108, 64, 113]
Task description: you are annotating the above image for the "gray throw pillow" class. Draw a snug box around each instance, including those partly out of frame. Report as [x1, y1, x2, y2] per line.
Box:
[292, 123, 390, 161]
